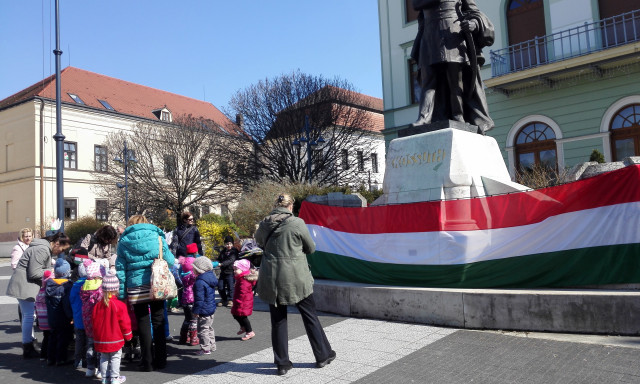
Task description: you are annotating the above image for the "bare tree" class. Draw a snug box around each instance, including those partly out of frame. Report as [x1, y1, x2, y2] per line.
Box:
[92, 115, 252, 224]
[227, 71, 381, 186]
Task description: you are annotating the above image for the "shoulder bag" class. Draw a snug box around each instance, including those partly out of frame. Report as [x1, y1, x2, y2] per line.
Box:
[150, 236, 178, 301]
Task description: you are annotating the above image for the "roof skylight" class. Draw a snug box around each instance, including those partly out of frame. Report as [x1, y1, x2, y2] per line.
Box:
[68, 93, 85, 105]
[98, 99, 115, 111]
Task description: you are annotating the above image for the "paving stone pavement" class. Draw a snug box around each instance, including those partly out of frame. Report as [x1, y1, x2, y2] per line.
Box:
[3, 258, 640, 383]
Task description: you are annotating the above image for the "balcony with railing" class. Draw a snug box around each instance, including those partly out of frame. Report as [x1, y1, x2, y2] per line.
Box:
[490, 9, 640, 78]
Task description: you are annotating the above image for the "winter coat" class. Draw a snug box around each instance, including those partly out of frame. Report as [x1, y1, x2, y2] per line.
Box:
[45, 278, 73, 329]
[81, 233, 117, 269]
[171, 224, 203, 257]
[218, 248, 238, 276]
[92, 296, 133, 353]
[231, 269, 258, 317]
[6, 239, 54, 301]
[116, 223, 175, 299]
[69, 277, 86, 330]
[10, 240, 29, 269]
[255, 207, 316, 306]
[80, 278, 103, 338]
[181, 271, 196, 305]
[192, 270, 218, 317]
[35, 277, 53, 331]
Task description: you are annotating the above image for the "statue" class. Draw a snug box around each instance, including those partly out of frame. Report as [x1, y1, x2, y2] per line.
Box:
[410, 0, 495, 134]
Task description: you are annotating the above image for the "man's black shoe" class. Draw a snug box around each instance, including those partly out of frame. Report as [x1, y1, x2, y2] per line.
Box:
[316, 350, 336, 368]
[277, 365, 292, 376]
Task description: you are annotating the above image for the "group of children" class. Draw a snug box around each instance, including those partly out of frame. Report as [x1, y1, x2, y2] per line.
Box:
[32, 240, 259, 382]
[36, 248, 130, 384]
[172, 242, 259, 355]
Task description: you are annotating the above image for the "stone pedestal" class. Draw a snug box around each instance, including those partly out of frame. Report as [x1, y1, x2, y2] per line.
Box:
[376, 125, 529, 206]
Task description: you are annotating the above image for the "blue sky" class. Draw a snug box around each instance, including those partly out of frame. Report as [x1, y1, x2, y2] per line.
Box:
[0, 1, 382, 110]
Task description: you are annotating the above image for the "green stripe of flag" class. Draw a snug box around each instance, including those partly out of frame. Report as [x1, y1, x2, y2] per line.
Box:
[307, 243, 640, 288]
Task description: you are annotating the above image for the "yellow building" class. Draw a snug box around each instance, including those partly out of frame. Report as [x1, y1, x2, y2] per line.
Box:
[0, 67, 236, 240]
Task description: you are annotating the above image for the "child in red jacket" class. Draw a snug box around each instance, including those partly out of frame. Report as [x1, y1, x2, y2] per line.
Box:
[93, 272, 132, 384]
[231, 259, 258, 341]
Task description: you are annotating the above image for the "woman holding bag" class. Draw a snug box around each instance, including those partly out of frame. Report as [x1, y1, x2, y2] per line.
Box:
[116, 215, 175, 372]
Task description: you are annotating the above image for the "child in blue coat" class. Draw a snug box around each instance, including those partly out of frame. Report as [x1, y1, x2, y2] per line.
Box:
[191, 257, 218, 355]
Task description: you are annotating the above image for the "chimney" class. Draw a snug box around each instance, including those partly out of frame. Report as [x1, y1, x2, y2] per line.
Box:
[236, 114, 244, 129]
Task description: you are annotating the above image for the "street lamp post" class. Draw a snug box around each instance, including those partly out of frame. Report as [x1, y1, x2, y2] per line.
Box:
[114, 140, 137, 223]
[292, 115, 325, 184]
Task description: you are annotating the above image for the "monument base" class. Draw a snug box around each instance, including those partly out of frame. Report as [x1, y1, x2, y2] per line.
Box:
[375, 124, 529, 205]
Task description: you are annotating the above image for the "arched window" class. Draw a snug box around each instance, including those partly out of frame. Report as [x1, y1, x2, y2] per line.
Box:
[507, 0, 546, 70]
[515, 122, 557, 171]
[610, 104, 640, 161]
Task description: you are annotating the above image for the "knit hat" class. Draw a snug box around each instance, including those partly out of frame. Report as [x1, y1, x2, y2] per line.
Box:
[54, 258, 71, 278]
[182, 256, 195, 273]
[102, 272, 119, 292]
[85, 260, 102, 279]
[186, 243, 198, 255]
[234, 259, 251, 273]
[43, 270, 53, 280]
[224, 235, 234, 244]
[192, 256, 213, 274]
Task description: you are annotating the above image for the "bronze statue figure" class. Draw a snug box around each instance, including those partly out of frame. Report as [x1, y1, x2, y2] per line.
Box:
[410, 0, 495, 134]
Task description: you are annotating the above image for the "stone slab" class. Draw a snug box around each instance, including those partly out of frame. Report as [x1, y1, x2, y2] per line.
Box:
[382, 128, 522, 203]
[313, 279, 640, 335]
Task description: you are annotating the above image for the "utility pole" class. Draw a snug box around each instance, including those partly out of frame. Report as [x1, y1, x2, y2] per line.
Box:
[53, 0, 65, 231]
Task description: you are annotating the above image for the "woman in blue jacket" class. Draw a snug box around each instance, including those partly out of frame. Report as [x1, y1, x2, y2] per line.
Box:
[116, 215, 175, 372]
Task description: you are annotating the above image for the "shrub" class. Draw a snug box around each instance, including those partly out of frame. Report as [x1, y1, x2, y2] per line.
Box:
[590, 149, 605, 163]
[64, 216, 106, 245]
[515, 164, 570, 189]
[232, 180, 378, 236]
[156, 216, 178, 232]
[197, 219, 238, 260]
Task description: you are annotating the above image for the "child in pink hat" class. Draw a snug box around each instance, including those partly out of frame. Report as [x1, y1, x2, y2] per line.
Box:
[231, 259, 258, 341]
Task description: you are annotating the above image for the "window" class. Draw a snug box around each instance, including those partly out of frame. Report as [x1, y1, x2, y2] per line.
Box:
[202, 206, 210, 216]
[64, 199, 77, 221]
[405, 0, 418, 23]
[161, 111, 171, 122]
[219, 161, 229, 180]
[515, 122, 557, 172]
[64, 142, 77, 169]
[357, 151, 365, 172]
[371, 153, 379, 173]
[200, 159, 209, 180]
[506, 0, 546, 71]
[341, 149, 349, 170]
[94, 145, 108, 172]
[408, 59, 421, 105]
[164, 155, 176, 178]
[221, 204, 229, 217]
[95, 200, 108, 221]
[98, 99, 115, 111]
[236, 163, 245, 178]
[312, 149, 323, 173]
[610, 104, 640, 161]
[68, 93, 85, 105]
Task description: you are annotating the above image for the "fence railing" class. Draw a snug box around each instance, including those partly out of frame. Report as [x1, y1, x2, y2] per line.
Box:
[490, 9, 640, 78]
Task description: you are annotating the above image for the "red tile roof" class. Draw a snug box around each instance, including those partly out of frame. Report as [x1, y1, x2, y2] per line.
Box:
[0, 66, 235, 130]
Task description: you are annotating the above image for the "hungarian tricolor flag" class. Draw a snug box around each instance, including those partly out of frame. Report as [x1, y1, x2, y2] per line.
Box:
[300, 164, 640, 288]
